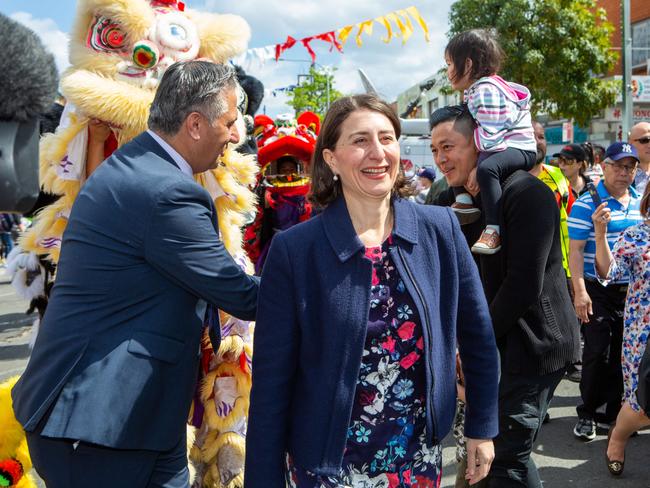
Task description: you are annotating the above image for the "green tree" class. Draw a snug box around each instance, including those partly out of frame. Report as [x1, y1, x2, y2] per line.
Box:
[287, 66, 343, 119]
[448, 0, 619, 126]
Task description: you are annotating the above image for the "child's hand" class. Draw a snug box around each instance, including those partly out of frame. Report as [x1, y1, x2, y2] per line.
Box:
[465, 167, 479, 196]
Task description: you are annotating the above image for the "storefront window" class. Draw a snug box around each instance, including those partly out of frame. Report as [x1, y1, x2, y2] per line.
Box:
[633, 19, 650, 68]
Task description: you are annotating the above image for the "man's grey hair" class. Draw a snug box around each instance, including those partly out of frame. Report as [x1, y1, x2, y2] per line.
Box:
[429, 104, 475, 139]
[148, 61, 239, 135]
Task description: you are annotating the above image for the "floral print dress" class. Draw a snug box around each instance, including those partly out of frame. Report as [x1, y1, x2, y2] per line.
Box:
[601, 221, 650, 412]
[286, 239, 442, 488]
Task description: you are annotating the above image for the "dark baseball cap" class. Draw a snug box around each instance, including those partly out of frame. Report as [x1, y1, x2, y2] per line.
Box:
[605, 141, 639, 162]
[417, 167, 436, 182]
[553, 143, 587, 161]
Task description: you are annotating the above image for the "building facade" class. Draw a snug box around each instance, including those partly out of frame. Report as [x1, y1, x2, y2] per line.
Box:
[600, 0, 650, 75]
[395, 74, 460, 120]
[537, 0, 650, 155]
[576, 0, 650, 151]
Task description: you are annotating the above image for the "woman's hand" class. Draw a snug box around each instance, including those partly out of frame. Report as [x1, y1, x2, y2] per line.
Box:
[465, 438, 494, 485]
[591, 202, 610, 237]
[573, 289, 593, 323]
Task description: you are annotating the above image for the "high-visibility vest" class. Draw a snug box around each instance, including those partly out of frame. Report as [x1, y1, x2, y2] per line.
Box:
[538, 164, 574, 278]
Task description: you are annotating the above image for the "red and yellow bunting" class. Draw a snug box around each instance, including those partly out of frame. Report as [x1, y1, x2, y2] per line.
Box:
[231, 6, 429, 68]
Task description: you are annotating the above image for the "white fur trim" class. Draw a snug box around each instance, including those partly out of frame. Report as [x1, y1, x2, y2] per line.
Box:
[6, 247, 46, 301]
[11, 268, 45, 302]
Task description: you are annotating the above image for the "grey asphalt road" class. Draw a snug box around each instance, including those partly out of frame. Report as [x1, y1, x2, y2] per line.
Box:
[1, 275, 648, 487]
[0, 275, 36, 383]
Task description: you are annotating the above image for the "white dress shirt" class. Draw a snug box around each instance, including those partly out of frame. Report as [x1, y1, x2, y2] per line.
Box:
[147, 129, 193, 178]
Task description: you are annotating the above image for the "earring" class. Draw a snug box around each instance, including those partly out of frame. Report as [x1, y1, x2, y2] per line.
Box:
[333, 174, 339, 181]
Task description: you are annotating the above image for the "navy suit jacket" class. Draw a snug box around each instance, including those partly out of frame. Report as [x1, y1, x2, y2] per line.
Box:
[12, 132, 259, 451]
[245, 196, 498, 487]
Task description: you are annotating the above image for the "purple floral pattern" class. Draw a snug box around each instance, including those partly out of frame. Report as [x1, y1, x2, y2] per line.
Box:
[606, 222, 650, 412]
[286, 239, 441, 488]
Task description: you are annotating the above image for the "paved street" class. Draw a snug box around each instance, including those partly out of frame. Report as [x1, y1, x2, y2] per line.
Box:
[0, 275, 36, 383]
[440, 381, 650, 487]
[1, 275, 649, 487]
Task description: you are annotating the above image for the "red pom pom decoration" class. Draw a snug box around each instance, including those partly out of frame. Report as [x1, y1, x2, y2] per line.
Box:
[132, 40, 160, 69]
[0, 458, 24, 487]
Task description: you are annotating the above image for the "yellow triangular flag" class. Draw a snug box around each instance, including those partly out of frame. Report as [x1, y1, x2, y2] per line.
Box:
[355, 20, 374, 47]
[338, 25, 355, 46]
[396, 9, 414, 44]
[406, 6, 430, 42]
[386, 12, 407, 42]
[374, 15, 393, 43]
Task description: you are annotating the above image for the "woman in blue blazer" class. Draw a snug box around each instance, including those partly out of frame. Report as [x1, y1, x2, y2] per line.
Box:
[245, 95, 499, 488]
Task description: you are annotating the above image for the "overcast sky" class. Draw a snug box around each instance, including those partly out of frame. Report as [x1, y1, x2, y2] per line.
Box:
[1, 0, 454, 116]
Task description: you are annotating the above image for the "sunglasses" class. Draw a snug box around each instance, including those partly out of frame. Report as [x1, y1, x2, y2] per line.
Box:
[634, 136, 650, 145]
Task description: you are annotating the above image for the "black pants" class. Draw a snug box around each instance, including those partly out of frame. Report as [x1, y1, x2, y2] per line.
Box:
[26, 428, 189, 488]
[486, 368, 565, 488]
[453, 148, 536, 226]
[576, 280, 626, 422]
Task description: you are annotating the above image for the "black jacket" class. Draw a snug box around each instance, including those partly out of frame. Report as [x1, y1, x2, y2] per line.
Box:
[435, 170, 580, 375]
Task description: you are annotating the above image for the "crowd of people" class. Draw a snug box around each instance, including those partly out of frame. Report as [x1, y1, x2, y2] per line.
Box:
[6, 27, 649, 488]
[0, 213, 23, 265]
[424, 111, 650, 486]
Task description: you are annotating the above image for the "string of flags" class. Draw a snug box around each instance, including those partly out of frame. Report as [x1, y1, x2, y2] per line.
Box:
[230, 6, 429, 71]
[266, 85, 298, 98]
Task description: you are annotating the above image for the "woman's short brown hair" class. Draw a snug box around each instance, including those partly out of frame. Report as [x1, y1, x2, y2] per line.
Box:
[310, 94, 412, 207]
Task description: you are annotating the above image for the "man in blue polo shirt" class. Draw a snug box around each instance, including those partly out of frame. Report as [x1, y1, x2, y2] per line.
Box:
[568, 141, 643, 441]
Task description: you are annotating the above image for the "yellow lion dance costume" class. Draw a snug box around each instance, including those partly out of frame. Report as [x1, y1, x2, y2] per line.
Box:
[11, 1, 259, 486]
[0, 378, 35, 488]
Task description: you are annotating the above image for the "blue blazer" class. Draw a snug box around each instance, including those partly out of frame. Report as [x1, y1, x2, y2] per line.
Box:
[245, 196, 498, 487]
[12, 132, 259, 451]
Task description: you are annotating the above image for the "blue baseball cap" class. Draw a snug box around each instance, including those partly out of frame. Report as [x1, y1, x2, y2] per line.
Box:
[605, 141, 639, 163]
[417, 167, 436, 182]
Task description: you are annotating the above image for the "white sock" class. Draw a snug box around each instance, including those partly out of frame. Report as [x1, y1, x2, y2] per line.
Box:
[455, 193, 473, 205]
[486, 224, 500, 235]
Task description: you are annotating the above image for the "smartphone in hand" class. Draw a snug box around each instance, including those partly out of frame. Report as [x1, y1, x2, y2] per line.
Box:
[586, 182, 602, 208]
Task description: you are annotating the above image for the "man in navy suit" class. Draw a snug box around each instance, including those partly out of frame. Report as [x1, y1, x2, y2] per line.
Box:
[12, 61, 259, 488]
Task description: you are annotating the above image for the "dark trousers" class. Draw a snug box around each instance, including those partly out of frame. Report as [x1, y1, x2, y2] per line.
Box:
[457, 457, 488, 488]
[26, 429, 189, 488]
[477, 148, 536, 225]
[576, 280, 626, 422]
[486, 368, 565, 488]
[452, 149, 536, 225]
[0, 232, 13, 258]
